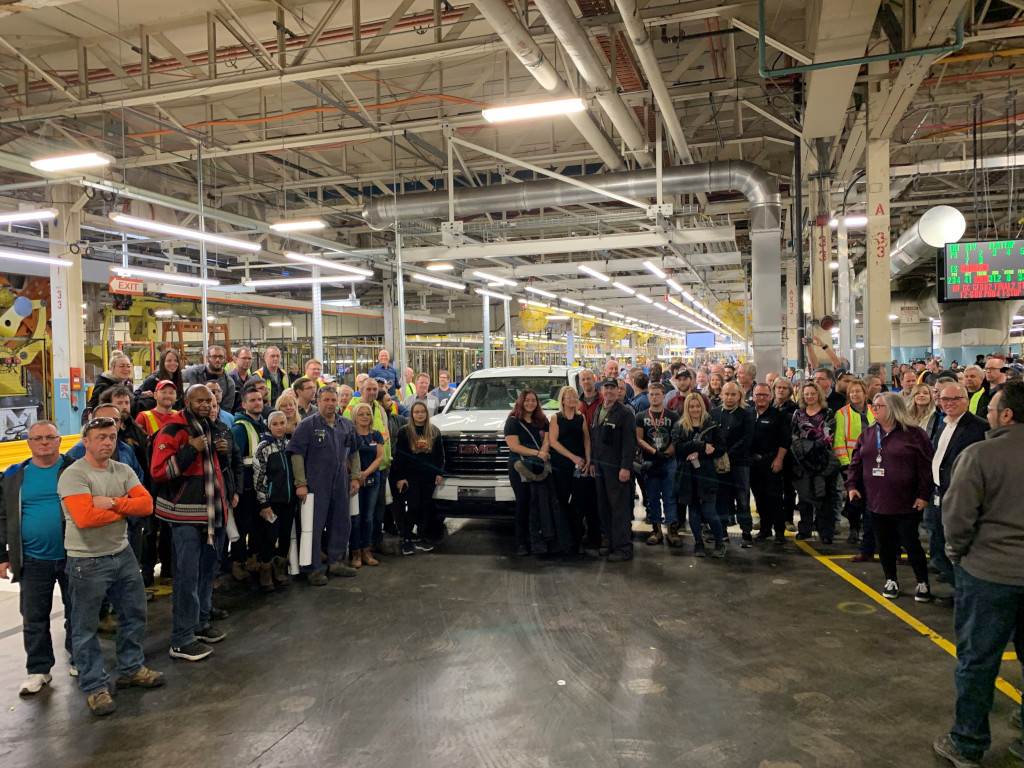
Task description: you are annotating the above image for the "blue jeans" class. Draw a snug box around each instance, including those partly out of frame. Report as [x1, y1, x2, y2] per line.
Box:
[926, 503, 955, 586]
[950, 566, 1024, 760]
[351, 473, 380, 550]
[685, 500, 724, 546]
[67, 547, 147, 695]
[171, 524, 225, 648]
[644, 459, 678, 526]
[715, 465, 752, 534]
[20, 556, 73, 674]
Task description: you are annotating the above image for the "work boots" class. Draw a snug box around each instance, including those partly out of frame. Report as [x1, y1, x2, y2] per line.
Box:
[271, 556, 289, 585]
[258, 562, 274, 592]
[361, 548, 379, 566]
[350, 550, 362, 569]
[646, 523, 663, 545]
[666, 523, 683, 548]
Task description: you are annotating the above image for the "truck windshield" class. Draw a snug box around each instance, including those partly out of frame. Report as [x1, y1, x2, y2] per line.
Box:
[447, 377, 568, 411]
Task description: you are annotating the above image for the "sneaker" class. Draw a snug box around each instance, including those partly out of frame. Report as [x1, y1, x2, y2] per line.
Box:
[607, 552, 631, 563]
[307, 569, 328, 586]
[693, 543, 707, 558]
[169, 640, 214, 662]
[196, 625, 227, 644]
[740, 532, 753, 549]
[414, 538, 434, 552]
[932, 734, 981, 768]
[208, 607, 230, 621]
[774, 534, 786, 545]
[846, 530, 860, 544]
[754, 533, 770, 543]
[794, 532, 812, 541]
[820, 537, 833, 545]
[882, 579, 899, 600]
[87, 689, 116, 717]
[327, 561, 357, 577]
[402, 539, 415, 556]
[915, 583, 933, 603]
[18, 673, 51, 696]
[114, 666, 165, 689]
[711, 544, 726, 558]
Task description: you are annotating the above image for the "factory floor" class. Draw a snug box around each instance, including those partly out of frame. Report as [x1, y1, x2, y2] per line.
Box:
[0, 517, 1021, 768]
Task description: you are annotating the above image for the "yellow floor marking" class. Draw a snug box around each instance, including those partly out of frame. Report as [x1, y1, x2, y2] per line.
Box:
[794, 538, 1022, 704]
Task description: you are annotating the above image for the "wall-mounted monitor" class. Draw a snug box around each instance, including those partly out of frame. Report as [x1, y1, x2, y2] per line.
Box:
[938, 240, 1024, 302]
[686, 331, 715, 348]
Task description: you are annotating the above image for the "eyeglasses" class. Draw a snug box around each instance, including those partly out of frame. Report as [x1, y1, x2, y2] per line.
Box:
[937, 396, 966, 403]
[28, 435, 61, 442]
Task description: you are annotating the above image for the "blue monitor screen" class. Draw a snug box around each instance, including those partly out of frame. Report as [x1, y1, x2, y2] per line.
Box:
[686, 332, 715, 348]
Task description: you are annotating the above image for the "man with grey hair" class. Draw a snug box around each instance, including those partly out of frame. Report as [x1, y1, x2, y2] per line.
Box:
[736, 362, 757, 406]
[962, 364, 986, 416]
[87, 353, 134, 415]
[254, 346, 289, 404]
[183, 347, 235, 412]
[227, 347, 255, 412]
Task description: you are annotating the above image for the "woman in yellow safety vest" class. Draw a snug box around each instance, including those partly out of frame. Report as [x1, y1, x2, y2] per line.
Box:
[833, 378, 874, 544]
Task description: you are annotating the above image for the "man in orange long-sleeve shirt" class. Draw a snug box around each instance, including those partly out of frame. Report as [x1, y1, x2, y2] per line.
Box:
[58, 416, 164, 717]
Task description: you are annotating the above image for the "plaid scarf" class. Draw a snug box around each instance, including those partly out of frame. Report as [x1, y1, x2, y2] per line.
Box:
[185, 409, 221, 544]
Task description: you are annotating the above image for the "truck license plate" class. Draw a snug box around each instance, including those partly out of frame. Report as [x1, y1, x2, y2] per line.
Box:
[458, 487, 495, 501]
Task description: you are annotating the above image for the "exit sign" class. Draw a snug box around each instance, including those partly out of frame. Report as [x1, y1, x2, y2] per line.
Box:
[109, 275, 144, 295]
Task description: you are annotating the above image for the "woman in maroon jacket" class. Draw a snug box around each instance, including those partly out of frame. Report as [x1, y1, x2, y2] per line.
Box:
[847, 391, 935, 603]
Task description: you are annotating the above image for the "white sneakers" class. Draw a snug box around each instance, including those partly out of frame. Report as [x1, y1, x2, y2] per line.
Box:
[18, 673, 52, 696]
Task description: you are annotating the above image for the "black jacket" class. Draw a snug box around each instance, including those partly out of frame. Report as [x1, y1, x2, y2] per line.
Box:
[0, 455, 75, 582]
[933, 413, 989, 498]
[672, 420, 727, 504]
[391, 425, 445, 485]
[211, 417, 244, 502]
[86, 372, 129, 417]
[711, 405, 754, 466]
[590, 401, 637, 474]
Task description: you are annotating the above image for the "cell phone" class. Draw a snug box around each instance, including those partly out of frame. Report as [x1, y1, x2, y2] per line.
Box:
[266, 512, 277, 523]
[802, 336, 815, 345]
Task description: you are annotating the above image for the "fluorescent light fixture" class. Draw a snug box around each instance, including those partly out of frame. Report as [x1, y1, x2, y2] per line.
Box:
[111, 265, 220, 286]
[425, 263, 454, 271]
[654, 303, 668, 311]
[637, 295, 654, 304]
[830, 215, 869, 228]
[578, 264, 610, 282]
[110, 213, 261, 253]
[888, 314, 899, 320]
[625, 316, 637, 322]
[475, 288, 512, 302]
[643, 260, 667, 279]
[547, 315, 570, 320]
[612, 281, 636, 295]
[155, 309, 174, 317]
[524, 299, 548, 308]
[411, 273, 466, 291]
[30, 151, 113, 172]
[482, 97, 585, 123]
[245, 275, 366, 288]
[472, 271, 517, 287]
[681, 291, 693, 301]
[587, 305, 607, 313]
[268, 321, 292, 327]
[0, 248, 73, 267]
[560, 297, 585, 306]
[285, 252, 373, 276]
[608, 311, 625, 318]
[269, 219, 326, 232]
[668, 309, 681, 316]
[526, 285, 557, 299]
[0, 208, 57, 224]
[666, 279, 683, 292]
[829, 261, 839, 270]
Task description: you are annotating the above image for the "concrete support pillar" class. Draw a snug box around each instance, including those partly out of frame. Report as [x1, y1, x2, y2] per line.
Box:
[383, 235, 407, 370]
[809, 172, 832, 346]
[750, 230, 784, 374]
[566, 322, 575, 366]
[503, 299, 513, 366]
[939, 302, 1011, 363]
[785, 259, 799, 366]
[864, 55, 893, 370]
[311, 266, 324, 362]
[482, 296, 491, 369]
[49, 184, 85, 434]
[836, 219, 852, 362]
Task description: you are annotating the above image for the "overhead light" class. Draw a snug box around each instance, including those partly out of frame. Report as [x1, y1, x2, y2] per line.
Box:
[666, 279, 683, 292]
[888, 314, 899, 320]
[547, 315, 570, 320]
[681, 291, 693, 301]
[608, 311, 625, 318]
[481, 97, 586, 123]
[612, 281, 636, 295]
[285, 252, 373, 276]
[111, 265, 220, 286]
[0, 248, 73, 267]
[637, 295, 654, 304]
[269, 219, 326, 232]
[668, 309, 680, 317]
[625, 316, 637, 322]
[30, 151, 113, 172]
[830, 215, 869, 228]
[0, 208, 57, 224]
[560, 297, 585, 306]
[829, 261, 839, 270]
[654, 303, 668, 311]
[472, 271, 517, 287]
[244, 275, 365, 287]
[155, 309, 174, 317]
[426, 263, 454, 271]
[643, 260, 667, 279]
[526, 285, 557, 299]
[475, 288, 512, 301]
[523, 299, 548, 308]
[578, 264, 610, 282]
[269, 321, 292, 327]
[411, 273, 466, 291]
[587, 305, 607, 313]
[110, 213, 261, 253]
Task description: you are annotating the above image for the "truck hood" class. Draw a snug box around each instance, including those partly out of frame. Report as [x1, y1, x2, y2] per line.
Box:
[432, 410, 555, 434]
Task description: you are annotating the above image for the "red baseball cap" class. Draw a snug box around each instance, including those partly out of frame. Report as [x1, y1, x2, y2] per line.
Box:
[155, 380, 177, 392]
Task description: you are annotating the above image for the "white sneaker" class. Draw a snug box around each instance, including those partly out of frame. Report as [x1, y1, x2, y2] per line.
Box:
[19, 673, 52, 696]
[69, 666, 78, 677]
[882, 579, 899, 599]
[915, 582, 934, 603]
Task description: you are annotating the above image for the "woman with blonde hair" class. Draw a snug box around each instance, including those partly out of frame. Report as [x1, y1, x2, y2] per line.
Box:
[274, 392, 301, 435]
[791, 381, 840, 544]
[349, 402, 385, 568]
[548, 385, 591, 555]
[907, 382, 939, 435]
[671, 392, 727, 557]
[706, 372, 725, 408]
[392, 401, 445, 556]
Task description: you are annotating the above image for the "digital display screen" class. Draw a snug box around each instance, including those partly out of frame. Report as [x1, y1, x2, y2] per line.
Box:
[940, 240, 1024, 302]
[686, 331, 715, 348]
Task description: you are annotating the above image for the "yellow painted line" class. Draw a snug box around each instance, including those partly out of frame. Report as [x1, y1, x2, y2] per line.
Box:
[794, 538, 1022, 704]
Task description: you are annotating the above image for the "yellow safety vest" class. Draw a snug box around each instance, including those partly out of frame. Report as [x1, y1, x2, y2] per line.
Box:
[238, 420, 260, 466]
[344, 401, 392, 468]
[833, 405, 875, 466]
[969, 388, 984, 415]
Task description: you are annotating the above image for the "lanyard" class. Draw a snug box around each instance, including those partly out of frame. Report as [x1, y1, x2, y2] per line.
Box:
[649, 408, 665, 430]
[875, 425, 883, 465]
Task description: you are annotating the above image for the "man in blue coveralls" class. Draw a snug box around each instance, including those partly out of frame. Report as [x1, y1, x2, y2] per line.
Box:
[287, 386, 361, 586]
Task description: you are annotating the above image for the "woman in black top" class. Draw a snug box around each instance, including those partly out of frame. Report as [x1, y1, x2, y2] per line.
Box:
[548, 386, 591, 554]
[772, 377, 799, 526]
[504, 389, 551, 556]
[134, 348, 185, 415]
[392, 401, 445, 556]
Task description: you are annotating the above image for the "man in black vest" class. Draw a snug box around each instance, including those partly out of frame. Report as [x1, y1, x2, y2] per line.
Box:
[590, 378, 637, 562]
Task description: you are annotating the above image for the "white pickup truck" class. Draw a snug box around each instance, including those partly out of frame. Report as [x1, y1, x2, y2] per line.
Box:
[432, 365, 582, 516]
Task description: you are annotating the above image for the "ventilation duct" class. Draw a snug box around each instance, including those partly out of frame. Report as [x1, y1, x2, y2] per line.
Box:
[889, 205, 966, 278]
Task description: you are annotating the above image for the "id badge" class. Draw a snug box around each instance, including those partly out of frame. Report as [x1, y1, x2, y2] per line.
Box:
[872, 467, 885, 477]
[933, 493, 941, 508]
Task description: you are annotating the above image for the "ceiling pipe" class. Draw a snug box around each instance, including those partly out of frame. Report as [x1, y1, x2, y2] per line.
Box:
[472, 0, 626, 172]
[532, 0, 654, 169]
[362, 159, 784, 372]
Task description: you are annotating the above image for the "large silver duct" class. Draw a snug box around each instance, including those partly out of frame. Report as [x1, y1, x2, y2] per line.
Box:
[532, 0, 653, 168]
[363, 160, 785, 372]
[473, 0, 625, 172]
[889, 205, 966, 278]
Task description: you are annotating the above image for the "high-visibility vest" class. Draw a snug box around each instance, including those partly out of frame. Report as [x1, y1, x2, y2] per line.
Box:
[238, 420, 260, 466]
[344, 401, 392, 468]
[254, 367, 290, 403]
[833, 405, 875, 466]
[969, 388, 984, 415]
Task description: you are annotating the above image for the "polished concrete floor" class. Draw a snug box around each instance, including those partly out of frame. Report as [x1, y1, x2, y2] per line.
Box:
[0, 516, 1021, 768]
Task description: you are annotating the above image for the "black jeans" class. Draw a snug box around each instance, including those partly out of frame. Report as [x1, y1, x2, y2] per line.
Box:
[873, 511, 928, 583]
[578, 475, 602, 547]
[781, 457, 796, 524]
[231, 486, 259, 564]
[749, 460, 785, 537]
[551, 466, 586, 551]
[401, 480, 436, 540]
[258, 499, 298, 563]
[20, 556, 73, 674]
[595, 468, 634, 558]
[142, 518, 173, 577]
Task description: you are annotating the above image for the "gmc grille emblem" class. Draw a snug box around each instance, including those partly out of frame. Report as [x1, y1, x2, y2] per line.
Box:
[458, 444, 499, 455]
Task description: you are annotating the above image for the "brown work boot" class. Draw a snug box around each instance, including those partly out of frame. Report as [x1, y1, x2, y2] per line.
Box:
[646, 523, 663, 545]
[115, 666, 165, 689]
[271, 556, 289, 585]
[327, 560, 357, 577]
[350, 550, 362, 569]
[87, 689, 116, 716]
[361, 548, 379, 566]
[666, 523, 682, 548]
[258, 562, 274, 592]
[230, 562, 247, 582]
[244, 555, 259, 574]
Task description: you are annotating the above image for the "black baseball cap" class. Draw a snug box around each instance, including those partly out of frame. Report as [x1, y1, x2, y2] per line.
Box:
[600, 377, 619, 388]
